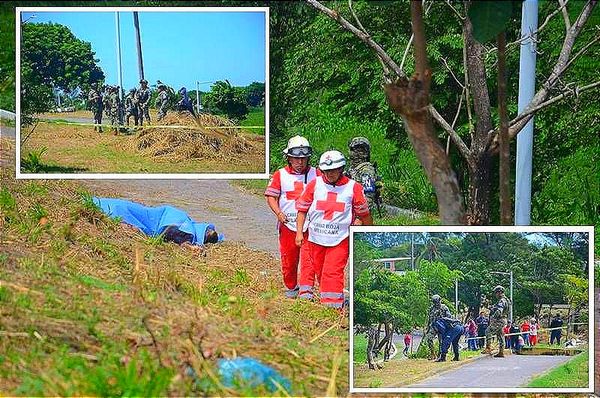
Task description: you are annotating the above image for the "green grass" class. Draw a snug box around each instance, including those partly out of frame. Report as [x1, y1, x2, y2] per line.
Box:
[527, 351, 589, 388]
[0, 175, 347, 396]
[353, 333, 368, 363]
[0, 117, 15, 127]
[240, 106, 265, 135]
[233, 179, 268, 197]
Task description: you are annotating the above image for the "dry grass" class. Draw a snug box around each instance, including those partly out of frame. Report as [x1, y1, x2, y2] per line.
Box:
[124, 113, 259, 163]
[20, 112, 265, 173]
[0, 146, 347, 396]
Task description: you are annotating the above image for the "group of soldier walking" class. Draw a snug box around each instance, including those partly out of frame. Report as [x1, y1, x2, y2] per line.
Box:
[87, 79, 195, 134]
[423, 285, 511, 362]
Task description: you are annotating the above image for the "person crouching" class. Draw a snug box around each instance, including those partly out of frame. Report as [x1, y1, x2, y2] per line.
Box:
[295, 150, 372, 309]
[265, 136, 319, 299]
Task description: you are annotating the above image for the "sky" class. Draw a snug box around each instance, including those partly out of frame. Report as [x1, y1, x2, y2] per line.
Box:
[21, 9, 266, 91]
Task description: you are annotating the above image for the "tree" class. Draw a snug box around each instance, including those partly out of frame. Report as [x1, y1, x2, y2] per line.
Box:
[245, 81, 265, 107]
[307, 0, 599, 224]
[203, 80, 249, 121]
[20, 22, 104, 124]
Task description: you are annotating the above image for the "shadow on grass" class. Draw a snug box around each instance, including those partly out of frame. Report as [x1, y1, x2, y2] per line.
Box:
[20, 163, 88, 173]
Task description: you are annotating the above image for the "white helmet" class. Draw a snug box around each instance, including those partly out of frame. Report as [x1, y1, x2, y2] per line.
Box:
[283, 135, 312, 158]
[319, 150, 346, 170]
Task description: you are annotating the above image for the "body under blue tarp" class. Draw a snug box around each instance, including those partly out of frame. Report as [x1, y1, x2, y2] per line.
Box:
[93, 197, 223, 245]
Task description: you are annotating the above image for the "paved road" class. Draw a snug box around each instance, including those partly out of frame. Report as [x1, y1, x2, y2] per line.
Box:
[0, 125, 15, 139]
[409, 354, 574, 388]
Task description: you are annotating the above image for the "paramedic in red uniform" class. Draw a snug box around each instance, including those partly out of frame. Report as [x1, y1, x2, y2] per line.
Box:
[295, 150, 372, 309]
[265, 136, 320, 299]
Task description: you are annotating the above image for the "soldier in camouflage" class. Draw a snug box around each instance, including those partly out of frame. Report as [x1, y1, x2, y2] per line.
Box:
[483, 285, 511, 357]
[136, 79, 151, 125]
[156, 83, 169, 121]
[87, 84, 103, 133]
[346, 137, 383, 216]
[422, 294, 452, 360]
[125, 88, 139, 126]
[103, 86, 120, 135]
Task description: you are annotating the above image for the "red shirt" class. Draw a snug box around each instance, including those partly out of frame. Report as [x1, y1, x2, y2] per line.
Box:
[404, 334, 411, 344]
[521, 322, 530, 332]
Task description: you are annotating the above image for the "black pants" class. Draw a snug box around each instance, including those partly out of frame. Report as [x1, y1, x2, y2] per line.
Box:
[550, 330, 562, 345]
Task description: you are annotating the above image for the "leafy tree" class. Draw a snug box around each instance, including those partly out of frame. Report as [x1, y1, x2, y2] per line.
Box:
[244, 81, 265, 107]
[20, 22, 104, 124]
[417, 260, 462, 298]
[203, 80, 249, 121]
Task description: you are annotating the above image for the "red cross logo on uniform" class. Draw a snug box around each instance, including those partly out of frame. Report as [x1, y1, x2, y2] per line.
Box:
[316, 192, 346, 220]
[285, 181, 304, 200]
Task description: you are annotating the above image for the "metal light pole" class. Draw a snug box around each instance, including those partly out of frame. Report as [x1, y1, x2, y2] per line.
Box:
[455, 279, 459, 315]
[115, 12, 124, 127]
[514, 0, 539, 225]
[196, 81, 201, 114]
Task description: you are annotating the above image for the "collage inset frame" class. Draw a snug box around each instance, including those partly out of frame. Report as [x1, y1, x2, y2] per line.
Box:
[15, 6, 269, 179]
[349, 225, 595, 394]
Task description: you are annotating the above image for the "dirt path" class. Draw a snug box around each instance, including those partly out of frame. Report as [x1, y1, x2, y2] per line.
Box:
[84, 179, 278, 255]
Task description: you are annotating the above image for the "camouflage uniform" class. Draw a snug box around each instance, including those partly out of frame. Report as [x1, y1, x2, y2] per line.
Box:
[346, 137, 382, 215]
[103, 87, 120, 133]
[485, 289, 511, 356]
[137, 82, 151, 125]
[156, 87, 169, 121]
[423, 301, 452, 358]
[125, 89, 139, 126]
[87, 88, 103, 132]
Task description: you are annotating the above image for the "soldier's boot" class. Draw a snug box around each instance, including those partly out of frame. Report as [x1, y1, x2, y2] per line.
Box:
[435, 353, 446, 362]
[481, 345, 492, 355]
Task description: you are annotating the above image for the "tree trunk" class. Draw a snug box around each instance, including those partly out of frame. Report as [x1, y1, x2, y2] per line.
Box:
[384, 1, 464, 224]
[366, 326, 377, 370]
[466, 154, 493, 225]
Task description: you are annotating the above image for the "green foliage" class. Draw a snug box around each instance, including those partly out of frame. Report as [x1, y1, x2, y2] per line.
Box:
[0, 187, 16, 212]
[20, 22, 104, 124]
[533, 145, 599, 246]
[203, 80, 249, 121]
[417, 260, 462, 297]
[354, 266, 428, 332]
[0, 6, 15, 111]
[244, 81, 265, 107]
[468, 1, 514, 43]
[21, 147, 48, 173]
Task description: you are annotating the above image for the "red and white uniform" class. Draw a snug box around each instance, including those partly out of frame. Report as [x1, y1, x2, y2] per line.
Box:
[265, 166, 319, 298]
[296, 175, 369, 308]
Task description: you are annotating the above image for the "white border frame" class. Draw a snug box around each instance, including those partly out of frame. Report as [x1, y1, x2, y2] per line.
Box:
[15, 6, 270, 179]
[349, 225, 595, 394]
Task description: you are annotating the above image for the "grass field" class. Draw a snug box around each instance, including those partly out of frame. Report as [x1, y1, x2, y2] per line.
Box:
[20, 115, 266, 174]
[240, 107, 265, 135]
[0, 140, 348, 396]
[527, 351, 589, 388]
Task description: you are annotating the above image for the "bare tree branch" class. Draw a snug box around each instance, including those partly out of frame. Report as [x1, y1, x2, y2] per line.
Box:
[487, 1, 568, 55]
[429, 105, 471, 159]
[558, 0, 571, 31]
[489, 79, 600, 152]
[306, 0, 405, 78]
[563, 30, 600, 71]
[440, 56, 465, 89]
[348, 0, 393, 79]
[445, 0, 465, 22]
[486, 0, 598, 150]
[400, 33, 414, 71]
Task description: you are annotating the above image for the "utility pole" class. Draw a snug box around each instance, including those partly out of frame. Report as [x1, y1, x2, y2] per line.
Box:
[514, 0, 539, 225]
[133, 12, 144, 81]
[196, 81, 200, 114]
[115, 12, 124, 128]
[455, 279, 459, 315]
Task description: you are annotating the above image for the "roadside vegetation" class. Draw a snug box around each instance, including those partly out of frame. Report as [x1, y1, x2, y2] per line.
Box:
[0, 140, 347, 396]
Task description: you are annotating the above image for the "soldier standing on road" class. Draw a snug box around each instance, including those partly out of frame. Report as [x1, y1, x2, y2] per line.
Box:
[346, 137, 383, 217]
[125, 88, 139, 126]
[156, 83, 169, 121]
[423, 294, 452, 360]
[137, 79, 151, 125]
[88, 84, 103, 133]
[483, 285, 511, 357]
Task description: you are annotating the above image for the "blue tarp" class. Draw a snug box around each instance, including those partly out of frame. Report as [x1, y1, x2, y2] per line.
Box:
[93, 197, 223, 244]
